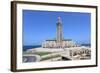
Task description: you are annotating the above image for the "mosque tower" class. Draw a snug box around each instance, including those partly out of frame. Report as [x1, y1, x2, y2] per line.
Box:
[56, 17, 63, 48]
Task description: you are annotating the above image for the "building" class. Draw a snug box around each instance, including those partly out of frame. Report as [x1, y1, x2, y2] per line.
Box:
[42, 17, 79, 48]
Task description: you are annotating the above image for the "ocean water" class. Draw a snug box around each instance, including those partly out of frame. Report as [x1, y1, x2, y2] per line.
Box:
[81, 44, 91, 47]
[23, 45, 41, 51]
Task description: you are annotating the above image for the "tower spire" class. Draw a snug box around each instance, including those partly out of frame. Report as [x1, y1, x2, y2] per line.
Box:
[58, 16, 62, 23]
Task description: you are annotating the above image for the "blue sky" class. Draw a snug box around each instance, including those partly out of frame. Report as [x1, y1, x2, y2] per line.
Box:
[23, 10, 91, 46]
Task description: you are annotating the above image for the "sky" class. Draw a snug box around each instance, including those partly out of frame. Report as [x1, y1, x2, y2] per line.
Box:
[23, 10, 91, 46]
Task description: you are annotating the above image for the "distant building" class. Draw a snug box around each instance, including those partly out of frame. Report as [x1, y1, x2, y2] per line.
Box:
[42, 17, 79, 48]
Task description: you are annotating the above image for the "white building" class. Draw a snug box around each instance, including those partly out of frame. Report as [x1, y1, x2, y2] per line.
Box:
[42, 39, 79, 48]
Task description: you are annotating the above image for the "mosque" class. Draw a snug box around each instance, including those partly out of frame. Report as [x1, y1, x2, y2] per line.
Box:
[42, 17, 79, 48]
[23, 17, 91, 62]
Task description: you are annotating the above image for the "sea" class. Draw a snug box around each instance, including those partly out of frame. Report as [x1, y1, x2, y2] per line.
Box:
[23, 45, 41, 52]
[81, 44, 91, 47]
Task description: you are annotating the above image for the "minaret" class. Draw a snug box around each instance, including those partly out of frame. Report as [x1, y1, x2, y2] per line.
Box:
[56, 17, 62, 48]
